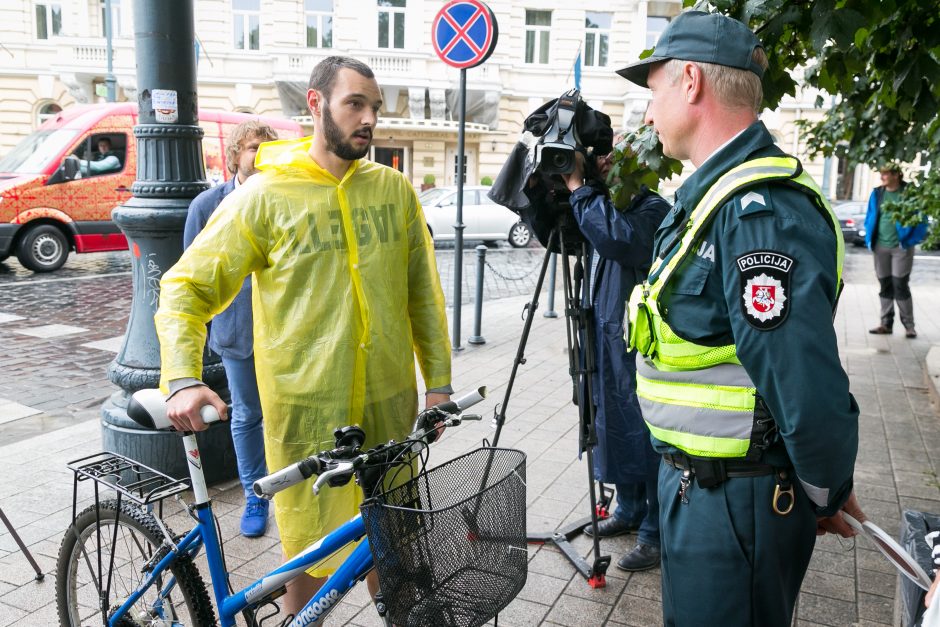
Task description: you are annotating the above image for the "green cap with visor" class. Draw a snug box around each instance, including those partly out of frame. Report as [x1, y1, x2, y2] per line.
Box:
[617, 11, 764, 88]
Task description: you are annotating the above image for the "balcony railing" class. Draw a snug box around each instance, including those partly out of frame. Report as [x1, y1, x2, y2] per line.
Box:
[368, 55, 412, 75]
[73, 45, 107, 63]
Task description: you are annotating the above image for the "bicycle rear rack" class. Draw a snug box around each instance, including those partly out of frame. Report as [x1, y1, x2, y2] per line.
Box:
[68, 451, 191, 506]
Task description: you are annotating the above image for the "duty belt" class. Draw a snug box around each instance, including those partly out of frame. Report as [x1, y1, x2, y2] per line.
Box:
[663, 453, 776, 487]
[663, 453, 795, 515]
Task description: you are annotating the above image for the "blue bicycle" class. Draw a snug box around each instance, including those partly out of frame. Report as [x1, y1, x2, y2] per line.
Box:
[55, 387, 527, 627]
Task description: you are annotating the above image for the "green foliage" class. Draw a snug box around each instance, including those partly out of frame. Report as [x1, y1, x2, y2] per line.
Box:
[607, 125, 684, 210]
[423, 173, 436, 185]
[480, 175, 493, 186]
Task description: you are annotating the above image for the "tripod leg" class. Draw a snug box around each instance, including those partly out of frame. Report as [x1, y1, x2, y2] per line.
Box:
[491, 229, 558, 447]
[558, 235, 610, 587]
[0, 507, 44, 581]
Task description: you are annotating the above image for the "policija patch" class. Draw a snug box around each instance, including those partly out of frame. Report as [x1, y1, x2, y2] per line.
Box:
[736, 251, 794, 330]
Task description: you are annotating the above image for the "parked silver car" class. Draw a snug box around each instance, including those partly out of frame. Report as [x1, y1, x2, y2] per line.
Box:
[419, 185, 532, 247]
[833, 200, 867, 247]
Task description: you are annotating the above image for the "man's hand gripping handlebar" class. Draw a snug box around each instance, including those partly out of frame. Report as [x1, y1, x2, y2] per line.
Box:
[252, 386, 487, 500]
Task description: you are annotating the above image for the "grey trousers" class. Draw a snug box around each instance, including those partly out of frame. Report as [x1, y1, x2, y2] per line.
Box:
[873, 244, 915, 330]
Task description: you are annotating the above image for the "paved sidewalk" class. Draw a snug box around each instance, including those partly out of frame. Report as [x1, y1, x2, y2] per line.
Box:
[1, 269, 939, 625]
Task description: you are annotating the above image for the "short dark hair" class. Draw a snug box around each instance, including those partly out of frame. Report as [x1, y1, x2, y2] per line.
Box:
[98, 137, 112, 146]
[307, 56, 375, 100]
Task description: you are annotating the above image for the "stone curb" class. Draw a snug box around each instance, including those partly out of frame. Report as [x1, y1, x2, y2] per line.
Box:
[926, 344, 940, 411]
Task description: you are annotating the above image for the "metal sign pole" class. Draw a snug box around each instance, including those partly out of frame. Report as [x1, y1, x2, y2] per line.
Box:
[453, 67, 467, 350]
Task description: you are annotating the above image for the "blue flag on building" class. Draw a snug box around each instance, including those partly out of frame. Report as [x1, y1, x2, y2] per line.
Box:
[573, 50, 582, 90]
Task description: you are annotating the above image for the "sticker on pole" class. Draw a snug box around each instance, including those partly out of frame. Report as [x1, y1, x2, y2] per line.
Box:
[432, 0, 498, 69]
[152, 89, 178, 123]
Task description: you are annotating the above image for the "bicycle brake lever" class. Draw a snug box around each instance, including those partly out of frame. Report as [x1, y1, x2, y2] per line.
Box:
[312, 462, 356, 495]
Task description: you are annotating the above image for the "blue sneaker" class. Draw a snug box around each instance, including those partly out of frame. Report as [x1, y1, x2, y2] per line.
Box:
[240, 496, 269, 538]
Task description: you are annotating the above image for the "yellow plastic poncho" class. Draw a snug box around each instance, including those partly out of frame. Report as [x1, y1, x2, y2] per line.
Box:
[155, 137, 451, 573]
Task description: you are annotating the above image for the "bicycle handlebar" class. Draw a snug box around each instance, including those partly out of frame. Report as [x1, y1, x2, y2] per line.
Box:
[253, 456, 322, 500]
[252, 386, 487, 500]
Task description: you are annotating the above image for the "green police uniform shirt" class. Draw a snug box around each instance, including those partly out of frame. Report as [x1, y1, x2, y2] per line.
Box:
[651, 121, 859, 517]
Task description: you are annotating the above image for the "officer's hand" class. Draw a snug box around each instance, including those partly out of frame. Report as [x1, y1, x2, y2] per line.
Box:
[560, 152, 586, 193]
[166, 385, 228, 432]
[815, 491, 865, 537]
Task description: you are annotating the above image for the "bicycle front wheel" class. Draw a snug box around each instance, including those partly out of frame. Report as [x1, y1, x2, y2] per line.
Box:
[56, 499, 215, 627]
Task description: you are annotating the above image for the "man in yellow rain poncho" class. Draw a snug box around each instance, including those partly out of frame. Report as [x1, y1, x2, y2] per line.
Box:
[154, 56, 452, 613]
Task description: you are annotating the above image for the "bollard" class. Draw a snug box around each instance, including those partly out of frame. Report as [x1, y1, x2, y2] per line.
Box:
[543, 252, 559, 318]
[468, 244, 487, 345]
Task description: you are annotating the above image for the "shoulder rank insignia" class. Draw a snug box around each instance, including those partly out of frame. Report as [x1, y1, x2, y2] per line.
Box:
[736, 250, 794, 330]
[736, 186, 773, 218]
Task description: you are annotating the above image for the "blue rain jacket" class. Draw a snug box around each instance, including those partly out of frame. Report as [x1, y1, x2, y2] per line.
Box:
[570, 186, 670, 484]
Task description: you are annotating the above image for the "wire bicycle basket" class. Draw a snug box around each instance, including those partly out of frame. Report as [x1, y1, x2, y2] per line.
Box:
[360, 447, 527, 627]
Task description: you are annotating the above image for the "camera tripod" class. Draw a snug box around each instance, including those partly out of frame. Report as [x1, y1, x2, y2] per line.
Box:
[489, 225, 613, 588]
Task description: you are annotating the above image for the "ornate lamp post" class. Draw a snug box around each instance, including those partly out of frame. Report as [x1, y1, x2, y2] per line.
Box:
[101, 0, 236, 483]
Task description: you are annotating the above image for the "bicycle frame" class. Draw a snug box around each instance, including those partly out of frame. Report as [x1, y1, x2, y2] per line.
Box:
[108, 431, 378, 627]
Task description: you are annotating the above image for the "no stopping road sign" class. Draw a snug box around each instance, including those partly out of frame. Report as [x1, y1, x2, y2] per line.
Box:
[432, 0, 498, 69]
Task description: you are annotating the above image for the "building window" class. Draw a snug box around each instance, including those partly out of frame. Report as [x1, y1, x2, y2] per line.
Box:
[36, 102, 62, 127]
[524, 10, 551, 64]
[305, 0, 333, 48]
[646, 15, 670, 49]
[233, 0, 260, 51]
[100, 0, 122, 37]
[35, 3, 62, 39]
[584, 12, 611, 67]
[377, 0, 405, 49]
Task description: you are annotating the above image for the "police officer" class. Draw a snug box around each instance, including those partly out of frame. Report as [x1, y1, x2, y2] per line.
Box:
[618, 11, 865, 626]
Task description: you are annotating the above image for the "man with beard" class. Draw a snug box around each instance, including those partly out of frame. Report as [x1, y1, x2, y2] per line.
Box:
[183, 120, 279, 538]
[155, 56, 452, 614]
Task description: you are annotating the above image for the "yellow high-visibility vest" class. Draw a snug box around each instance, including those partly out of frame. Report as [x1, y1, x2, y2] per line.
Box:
[627, 156, 843, 458]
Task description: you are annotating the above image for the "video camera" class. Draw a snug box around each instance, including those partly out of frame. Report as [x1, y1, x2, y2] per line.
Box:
[528, 90, 613, 175]
[488, 90, 613, 254]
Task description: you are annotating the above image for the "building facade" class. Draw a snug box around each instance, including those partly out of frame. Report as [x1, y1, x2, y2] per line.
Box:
[0, 0, 873, 198]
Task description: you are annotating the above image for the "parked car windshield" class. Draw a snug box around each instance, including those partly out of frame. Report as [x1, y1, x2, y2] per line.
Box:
[418, 188, 451, 206]
[0, 128, 79, 174]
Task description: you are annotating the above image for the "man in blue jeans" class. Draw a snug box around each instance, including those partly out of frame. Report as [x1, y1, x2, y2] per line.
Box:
[183, 119, 279, 537]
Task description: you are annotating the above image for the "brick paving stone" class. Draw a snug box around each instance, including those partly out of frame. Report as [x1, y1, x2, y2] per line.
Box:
[544, 593, 613, 626]
[0, 578, 53, 613]
[490, 598, 552, 627]
[857, 591, 895, 624]
[516, 571, 570, 605]
[796, 592, 859, 625]
[609, 589, 666, 627]
[0, 602, 28, 627]
[857, 567, 897, 598]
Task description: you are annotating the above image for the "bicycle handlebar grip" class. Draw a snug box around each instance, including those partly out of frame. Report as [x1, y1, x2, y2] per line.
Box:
[433, 386, 487, 415]
[128, 388, 221, 430]
[253, 457, 322, 500]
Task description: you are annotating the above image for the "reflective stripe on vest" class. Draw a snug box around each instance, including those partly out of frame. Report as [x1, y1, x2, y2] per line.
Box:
[627, 156, 842, 458]
[636, 358, 757, 457]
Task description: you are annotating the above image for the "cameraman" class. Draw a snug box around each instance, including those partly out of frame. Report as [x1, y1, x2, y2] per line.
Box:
[556, 148, 670, 571]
